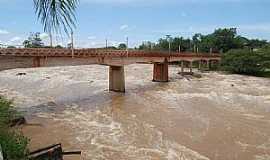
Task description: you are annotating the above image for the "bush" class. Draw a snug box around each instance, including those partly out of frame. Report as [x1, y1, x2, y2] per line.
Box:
[0, 98, 18, 127]
[221, 49, 266, 75]
[0, 97, 29, 160]
[0, 131, 29, 160]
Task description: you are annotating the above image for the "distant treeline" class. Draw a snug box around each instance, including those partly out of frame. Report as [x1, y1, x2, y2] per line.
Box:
[137, 28, 269, 53]
[138, 28, 270, 77]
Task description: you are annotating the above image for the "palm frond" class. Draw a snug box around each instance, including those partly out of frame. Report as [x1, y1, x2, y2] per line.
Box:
[33, 0, 79, 35]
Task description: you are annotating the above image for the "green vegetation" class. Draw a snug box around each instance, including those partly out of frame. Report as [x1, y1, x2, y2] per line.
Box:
[22, 32, 64, 48]
[23, 32, 45, 48]
[0, 97, 29, 160]
[6, 46, 16, 49]
[138, 28, 268, 53]
[221, 47, 270, 77]
[34, 0, 79, 35]
[221, 49, 264, 74]
[138, 28, 270, 77]
[118, 43, 127, 50]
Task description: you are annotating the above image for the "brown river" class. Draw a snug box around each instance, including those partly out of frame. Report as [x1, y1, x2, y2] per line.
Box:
[0, 64, 270, 160]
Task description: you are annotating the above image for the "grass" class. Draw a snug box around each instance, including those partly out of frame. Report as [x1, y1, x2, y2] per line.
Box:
[0, 96, 29, 160]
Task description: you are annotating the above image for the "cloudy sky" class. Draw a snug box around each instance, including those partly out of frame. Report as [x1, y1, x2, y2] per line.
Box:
[0, 0, 269, 48]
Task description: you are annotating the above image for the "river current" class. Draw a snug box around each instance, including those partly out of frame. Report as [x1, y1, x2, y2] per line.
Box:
[0, 64, 270, 160]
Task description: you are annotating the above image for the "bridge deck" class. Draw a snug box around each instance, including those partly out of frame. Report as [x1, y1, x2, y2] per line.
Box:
[0, 48, 220, 58]
[0, 48, 221, 70]
[0, 48, 221, 92]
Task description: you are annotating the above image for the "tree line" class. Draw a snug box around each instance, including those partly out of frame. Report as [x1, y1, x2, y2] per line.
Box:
[138, 28, 270, 76]
[137, 28, 269, 53]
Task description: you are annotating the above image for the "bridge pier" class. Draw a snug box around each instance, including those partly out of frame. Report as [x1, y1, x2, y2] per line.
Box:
[198, 60, 202, 71]
[153, 59, 169, 82]
[109, 66, 125, 92]
[189, 61, 193, 73]
[33, 57, 41, 67]
[206, 60, 210, 70]
[181, 61, 184, 74]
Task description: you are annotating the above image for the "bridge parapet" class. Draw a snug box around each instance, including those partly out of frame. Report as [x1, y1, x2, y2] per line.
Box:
[0, 48, 221, 59]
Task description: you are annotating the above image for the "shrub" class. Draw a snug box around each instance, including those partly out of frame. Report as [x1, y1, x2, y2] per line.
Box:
[0, 131, 29, 160]
[0, 98, 18, 127]
[221, 49, 266, 75]
[0, 97, 29, 160]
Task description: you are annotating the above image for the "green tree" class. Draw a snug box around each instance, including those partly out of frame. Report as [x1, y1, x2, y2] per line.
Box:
[221, 49, 265, 74]
[118, 43, 127, 50]
[23, 32, 44, 48]
[192, 33, 202, 51]
[138, 41, 155, 50]
[212, 28, 238, 53]
[200, 35, 215, 53]
[137, 28, 269, 54]
[156, 38, 169, 51]
[247, 39, 268, 50]
[7, 46, 16, 48]
[34, 0, 79, 35]
[55, 45, 64, 48]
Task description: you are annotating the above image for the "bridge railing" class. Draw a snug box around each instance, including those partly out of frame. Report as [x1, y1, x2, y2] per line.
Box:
[0, 48, 221, 58]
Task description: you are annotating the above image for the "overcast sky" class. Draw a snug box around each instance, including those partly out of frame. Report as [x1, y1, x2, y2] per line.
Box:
[0, 0, 269, 47]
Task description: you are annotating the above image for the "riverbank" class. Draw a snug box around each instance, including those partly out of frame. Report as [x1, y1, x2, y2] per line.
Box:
[0, 64, 270, 160]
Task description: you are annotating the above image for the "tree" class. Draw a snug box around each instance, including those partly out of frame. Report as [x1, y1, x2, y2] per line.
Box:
[156, 38, 169, 51]
[106, 46, 117, 50]
[138, 41, 155, 50]
[221, 49, 266, 75]
[137, 28, 269, 54]
[247, 39, 268, 50]
[118, 43, 127, 50]
[7, 46, 16, 48]
[23, 32, 44, 48]
[33, 0, 79, 35]
[192, 33, 202, 51]
[55, 45, 64, 48]
[200, 35, 215, 53]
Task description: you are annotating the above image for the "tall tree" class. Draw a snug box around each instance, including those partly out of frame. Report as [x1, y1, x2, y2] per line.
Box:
[33, 0, 79, 35]
[212, 28, 238, 53]
[23, 32, 45, 48]
[118, 43, 127, 50]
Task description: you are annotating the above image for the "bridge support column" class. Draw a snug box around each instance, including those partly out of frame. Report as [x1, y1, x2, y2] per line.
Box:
[198, 60, 202, 71]
[153, 59, 169, 82]
[109, 66, 125, 92]
[33, 57, 41, 67]
[189, 61, 193, 73]
[181, 61, 184, 74]
[206, 60, 210, 70]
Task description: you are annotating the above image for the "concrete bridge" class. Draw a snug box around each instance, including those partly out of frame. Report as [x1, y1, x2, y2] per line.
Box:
[0, 48, 221, 92]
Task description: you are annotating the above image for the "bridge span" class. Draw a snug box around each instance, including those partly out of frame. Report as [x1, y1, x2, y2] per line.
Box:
[0, 48, 221, 92]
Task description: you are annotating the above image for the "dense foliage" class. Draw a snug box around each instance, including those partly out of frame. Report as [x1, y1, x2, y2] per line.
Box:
[22, 32, 65, 48]
[221, 47, 270, 75]
[138, 28, 270, 76]
[118, 43, 127, 50]
[138, 28, 268, 53]
[0, 97, 29, 160]
[23, 32, 45, 48]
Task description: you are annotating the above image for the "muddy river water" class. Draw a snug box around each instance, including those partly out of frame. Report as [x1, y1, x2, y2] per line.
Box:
[0, 64, 270, 160]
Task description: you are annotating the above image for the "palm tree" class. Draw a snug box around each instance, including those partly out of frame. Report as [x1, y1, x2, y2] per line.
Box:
[33, 0, 79, 35]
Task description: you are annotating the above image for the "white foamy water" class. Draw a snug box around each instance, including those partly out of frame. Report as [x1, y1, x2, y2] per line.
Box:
[36, 107, 209, 160]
